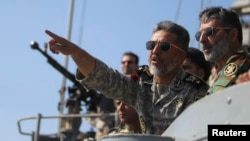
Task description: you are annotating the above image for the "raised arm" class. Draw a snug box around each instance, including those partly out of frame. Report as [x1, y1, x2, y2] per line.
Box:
[45, 29, 95, 77]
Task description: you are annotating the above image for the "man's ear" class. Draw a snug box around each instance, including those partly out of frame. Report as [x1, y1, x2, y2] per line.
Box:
[229, 28, 238, 41]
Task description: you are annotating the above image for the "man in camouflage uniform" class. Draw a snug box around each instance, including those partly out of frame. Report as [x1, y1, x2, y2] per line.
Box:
[45, 20, 208, 135]
[195, 6, 250, 94]
[182, 47, 211, 82]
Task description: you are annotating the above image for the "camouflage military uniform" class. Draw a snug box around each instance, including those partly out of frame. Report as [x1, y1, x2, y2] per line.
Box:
[208, 48, 250, 94]
[76, 59, 209, 135]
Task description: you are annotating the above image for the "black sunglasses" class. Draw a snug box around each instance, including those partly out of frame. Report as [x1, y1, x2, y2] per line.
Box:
[146, 41, 184, 53]
[195, 27, 232, 41]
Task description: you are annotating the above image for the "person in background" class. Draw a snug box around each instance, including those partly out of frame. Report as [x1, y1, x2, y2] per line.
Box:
[182, 47, 211, 82]
[120, 51, 139, 77]
[108, 99, 142, 134]
[108, 51, 142, 134]
[195, 6, 250, 94]
[89, 94, 116, 139]
[45, 20, 208, 135]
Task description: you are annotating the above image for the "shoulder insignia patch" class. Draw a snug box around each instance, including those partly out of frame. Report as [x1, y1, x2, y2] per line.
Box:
[184, 73, 206, 88]
[224, 63, 238, 77]
[173, 79, 184, 91]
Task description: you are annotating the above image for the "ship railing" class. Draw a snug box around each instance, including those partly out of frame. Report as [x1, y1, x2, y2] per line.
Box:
[17, 112, 117, 141]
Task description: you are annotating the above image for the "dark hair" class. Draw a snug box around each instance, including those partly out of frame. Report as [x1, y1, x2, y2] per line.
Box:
[187, 47, 211, 81]
[199, 6, 242, 43]
[152, 20, 190, 53]
[122, 51, 139, 65]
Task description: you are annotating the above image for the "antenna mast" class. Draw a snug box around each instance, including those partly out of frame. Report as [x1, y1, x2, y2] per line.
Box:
[57, 0, 75, 137]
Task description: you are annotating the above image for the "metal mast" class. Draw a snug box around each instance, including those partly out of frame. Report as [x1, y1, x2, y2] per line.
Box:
[58, 0, 75, 137]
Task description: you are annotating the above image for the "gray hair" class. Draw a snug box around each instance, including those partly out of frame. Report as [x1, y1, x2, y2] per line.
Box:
[152, 20, 190, 53]
[199, 6, 242, 43]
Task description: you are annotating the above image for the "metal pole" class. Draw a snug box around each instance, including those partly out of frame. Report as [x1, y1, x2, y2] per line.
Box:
[34, 114, 42, 141]
[58, 0, 75, 138]
[174, 0, 182, 22]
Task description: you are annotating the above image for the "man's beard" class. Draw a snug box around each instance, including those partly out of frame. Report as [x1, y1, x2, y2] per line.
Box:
[205, 34, 230, 62]
[149, 55, 178, 76]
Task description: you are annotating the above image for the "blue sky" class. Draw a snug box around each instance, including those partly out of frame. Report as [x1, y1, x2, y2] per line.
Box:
[0, 0, 234, 141]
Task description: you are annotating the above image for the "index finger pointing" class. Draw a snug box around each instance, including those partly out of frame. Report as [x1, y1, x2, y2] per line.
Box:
[45, 30, 61, 40]
[45, 30, 68, 44]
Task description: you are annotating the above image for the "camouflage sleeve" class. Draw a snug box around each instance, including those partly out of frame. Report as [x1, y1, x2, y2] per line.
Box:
[183, 73, 209, 107]
[76, 59, 138, 106]
[182, 85, 208, 114]
[194, 85, 209, 101]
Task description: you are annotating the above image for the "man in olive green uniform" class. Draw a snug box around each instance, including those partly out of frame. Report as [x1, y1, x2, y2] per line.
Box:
[45, 20, 208, 135]
[195, 6, 250, 94]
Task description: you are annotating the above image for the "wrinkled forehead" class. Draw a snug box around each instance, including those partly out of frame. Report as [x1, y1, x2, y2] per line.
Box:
[151, 30, 177, 43]
[199, 18, 222, 29]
